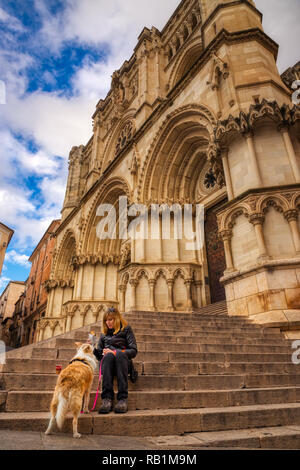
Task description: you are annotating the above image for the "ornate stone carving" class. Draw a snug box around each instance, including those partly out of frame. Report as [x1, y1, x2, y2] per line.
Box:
[115, 121, 134, 156]
[119, 242, 131, 270]
[214, 99, 300, 143]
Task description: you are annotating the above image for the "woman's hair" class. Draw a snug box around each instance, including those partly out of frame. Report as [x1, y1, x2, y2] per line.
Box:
[102, 307, 128, 335]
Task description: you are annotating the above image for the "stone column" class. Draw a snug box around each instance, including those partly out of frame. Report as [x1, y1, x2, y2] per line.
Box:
[129, 279, 138, 311]
[159, 213, 163, 261]
[65, 313, 72, 333]
[221, 147, 234, 200]
[131, 236, 136, 263]
[119, 285, 126, 313]
[280, 127, 300, 182]
[194, 280, 202, 308]
[149, 279, 156, 310]
[184, 279, 193, 311]
[249, 213, 269, 261]
[220, 230, 235, 272]
[244, 131, 263, 187]
[75, 264, 83, 300]
[90, 264, 96, 300]
[284, 210, 300, 255]
[166, 279, 174, 311]
[47, 288, 55, 318]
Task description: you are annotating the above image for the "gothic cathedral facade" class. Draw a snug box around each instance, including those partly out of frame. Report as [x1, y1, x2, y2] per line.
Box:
[38, 0, 300, 341]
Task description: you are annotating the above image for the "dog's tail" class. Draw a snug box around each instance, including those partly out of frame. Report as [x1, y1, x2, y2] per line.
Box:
[55, 392, 69, 430]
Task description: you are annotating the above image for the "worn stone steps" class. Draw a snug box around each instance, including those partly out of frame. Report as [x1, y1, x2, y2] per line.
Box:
[4, 386, 300, 413]
[1, 303, 300, 447]
[1, 356, 299, 376]
[73, 329, 282, 341]
[29, 347, 293, 364]
[20, 336, 292, 354]
[149, 425, 300, 449]
[123, 318, 267, 328]
[1, 403, 300, 436]
[3, 372, 300, 393]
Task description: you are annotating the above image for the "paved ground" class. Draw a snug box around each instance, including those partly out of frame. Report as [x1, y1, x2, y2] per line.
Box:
[0, 429, 160, 450]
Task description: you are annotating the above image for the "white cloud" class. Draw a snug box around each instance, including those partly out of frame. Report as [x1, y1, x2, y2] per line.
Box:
[4, 250, 30, 268]
[3, 92, 94, 157]
[37, 0, 179, 50]
[0, 6, 25, 32]
[0, 276, 11, 293]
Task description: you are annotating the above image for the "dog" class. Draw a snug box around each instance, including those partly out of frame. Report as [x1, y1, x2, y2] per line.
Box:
[45, 342, 97, 438]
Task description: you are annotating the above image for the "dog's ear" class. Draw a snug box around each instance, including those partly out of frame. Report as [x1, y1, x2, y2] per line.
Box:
[83, 344, 92, 354]
[75, 342, 82, 349]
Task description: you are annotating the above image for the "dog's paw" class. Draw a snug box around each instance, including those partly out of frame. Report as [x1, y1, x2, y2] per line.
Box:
[73, 432, 81, 439]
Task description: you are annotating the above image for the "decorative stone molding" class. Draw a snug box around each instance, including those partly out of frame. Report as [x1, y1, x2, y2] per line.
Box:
[217, 189, 300, 233]
[214, 99, 300, 145]
[137, 104, 216, 203]
[284, 209, 298, 223]
[207, 51, 229, 91]
[43, 279, 75, 292]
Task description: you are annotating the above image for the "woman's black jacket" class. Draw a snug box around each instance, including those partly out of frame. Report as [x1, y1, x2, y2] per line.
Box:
[93, 324, 138, 361]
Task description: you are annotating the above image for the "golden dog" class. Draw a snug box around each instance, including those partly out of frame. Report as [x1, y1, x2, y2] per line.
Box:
[45, 342, 97, 438]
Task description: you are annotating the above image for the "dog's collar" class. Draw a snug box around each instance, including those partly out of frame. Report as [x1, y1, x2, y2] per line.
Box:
[69, 358, 91, 368]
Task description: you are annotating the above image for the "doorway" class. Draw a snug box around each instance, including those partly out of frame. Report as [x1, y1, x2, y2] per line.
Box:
[204, 200, 227, 303]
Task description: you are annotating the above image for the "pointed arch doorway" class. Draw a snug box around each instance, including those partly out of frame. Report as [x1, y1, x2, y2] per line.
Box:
[204, 199, 227, 304]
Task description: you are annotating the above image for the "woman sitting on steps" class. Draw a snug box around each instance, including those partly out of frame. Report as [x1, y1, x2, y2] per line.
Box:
[93, 306, 138, 414]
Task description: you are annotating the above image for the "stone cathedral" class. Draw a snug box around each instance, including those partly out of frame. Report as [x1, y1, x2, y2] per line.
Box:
[38, 0, 300, 342]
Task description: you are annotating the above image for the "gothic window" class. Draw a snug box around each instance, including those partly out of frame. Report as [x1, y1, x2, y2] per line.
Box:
[183, 25, 189, 41]
[115, 121, 133, 156]
[204, 168, 216, 189]
[191, 14, 197, 30]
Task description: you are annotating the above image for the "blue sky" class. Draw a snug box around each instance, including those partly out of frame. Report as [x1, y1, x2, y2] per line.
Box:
[0, 0, 299, 295]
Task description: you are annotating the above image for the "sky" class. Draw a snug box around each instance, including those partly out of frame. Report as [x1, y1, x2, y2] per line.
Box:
[0, 0, 299, 295]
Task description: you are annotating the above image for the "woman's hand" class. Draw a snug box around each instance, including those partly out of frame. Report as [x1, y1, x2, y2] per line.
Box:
[103, 348, 115, 355]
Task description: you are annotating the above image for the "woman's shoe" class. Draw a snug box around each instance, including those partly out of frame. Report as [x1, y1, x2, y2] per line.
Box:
[114, 399, 128, 413]
[98, 398, 113, 414]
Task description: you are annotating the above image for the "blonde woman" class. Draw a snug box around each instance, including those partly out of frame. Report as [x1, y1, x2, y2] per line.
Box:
[93, 307, 138, 413]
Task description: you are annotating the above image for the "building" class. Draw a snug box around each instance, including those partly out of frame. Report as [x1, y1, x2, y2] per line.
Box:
[20, 220, 60, 346]
[38, 0, 300, 342]
[281, 61, 300, 89]
[7, 287, 27, 348]
[0, 222, 14, 277]
[0, 281, 26, 345]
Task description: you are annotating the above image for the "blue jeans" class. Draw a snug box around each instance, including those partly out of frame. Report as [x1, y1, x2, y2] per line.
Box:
[101, 351, 129, 401]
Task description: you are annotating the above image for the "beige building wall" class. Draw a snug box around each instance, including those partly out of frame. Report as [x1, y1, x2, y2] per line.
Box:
[0, 222, 14, 278]
[0, 282, 26, 321]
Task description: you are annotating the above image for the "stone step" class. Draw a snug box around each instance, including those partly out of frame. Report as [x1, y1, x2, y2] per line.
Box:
[3, 372, 300, 392]
[122, 319, 261, 328]
[1, 356, 299, 376]
[40, 336, 292, 352]
[31, 340, 293, 359]
[142, 361, 300, 376]
[84, 323, 271, 336]
[73, 326, 282, 338]
[149, 425, 300, 449]
[1, 403, 300, 436]
[30, 347, 294, 364]
[73, 331, 284, 345]
[4, 386, 300, 412]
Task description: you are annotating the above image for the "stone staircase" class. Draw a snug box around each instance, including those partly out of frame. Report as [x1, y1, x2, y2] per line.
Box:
[1, 300, 300, 448]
